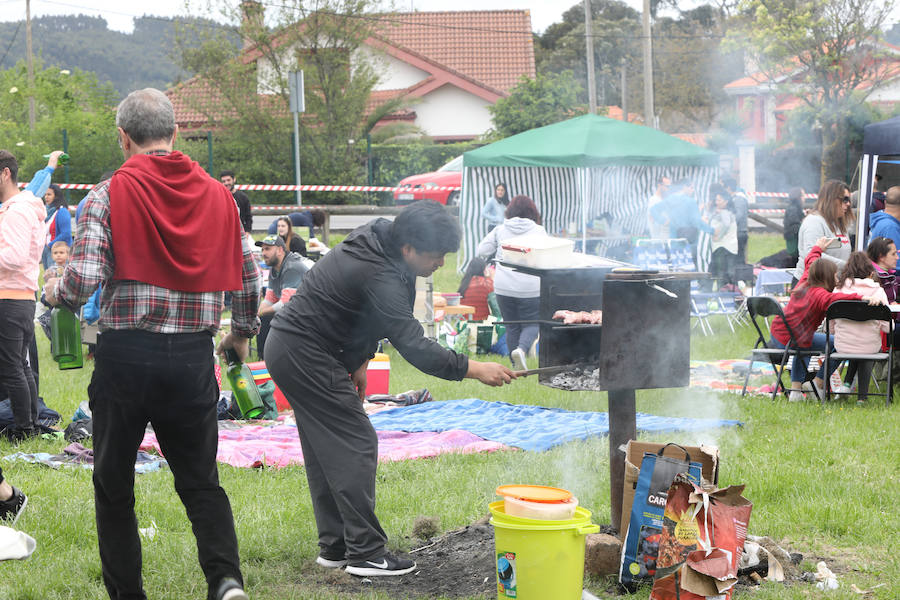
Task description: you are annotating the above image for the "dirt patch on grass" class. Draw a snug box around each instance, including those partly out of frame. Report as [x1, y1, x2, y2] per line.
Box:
[305, 515, 497, 599]
[300, 521, 858, 599]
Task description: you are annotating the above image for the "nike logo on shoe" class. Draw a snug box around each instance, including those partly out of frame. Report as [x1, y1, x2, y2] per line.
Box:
[365, 559, 388, 568]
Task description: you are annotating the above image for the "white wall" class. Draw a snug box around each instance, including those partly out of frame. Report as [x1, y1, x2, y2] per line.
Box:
[868, 77, 900, 103]
[356, 46, 429, 90]
[256, 46, 293, 95]
[414, 84, 493, 137]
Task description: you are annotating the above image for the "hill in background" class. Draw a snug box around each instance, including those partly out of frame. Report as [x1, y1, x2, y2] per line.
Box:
[0, 14, 237, 98]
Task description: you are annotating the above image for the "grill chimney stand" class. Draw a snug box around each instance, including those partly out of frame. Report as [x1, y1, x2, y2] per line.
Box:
[502, 262, 698, 533]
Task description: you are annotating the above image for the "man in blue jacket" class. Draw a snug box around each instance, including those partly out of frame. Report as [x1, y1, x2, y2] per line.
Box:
[869, 186, 900, 248]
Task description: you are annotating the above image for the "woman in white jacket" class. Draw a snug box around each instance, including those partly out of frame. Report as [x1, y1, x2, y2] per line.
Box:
[794, 180, 853, 280]
[476, 195, 546, 370]
[832, 252, 890, 401]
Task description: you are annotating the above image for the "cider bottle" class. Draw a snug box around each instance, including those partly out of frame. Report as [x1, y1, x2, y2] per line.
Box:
[50, 307, 83, 369]
[223, 348, 265, 419]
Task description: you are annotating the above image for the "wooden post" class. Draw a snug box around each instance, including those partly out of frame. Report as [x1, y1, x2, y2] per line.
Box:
[322, 212, 331, 246]
[608, 388, 636, 534]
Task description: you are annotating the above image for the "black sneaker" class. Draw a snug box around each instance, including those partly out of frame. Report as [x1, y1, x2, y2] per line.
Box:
[215, 577, 248, 600]
[0, 487, 28, 526]
[345, 552, 416, 577]
[3, 427, 37, 443]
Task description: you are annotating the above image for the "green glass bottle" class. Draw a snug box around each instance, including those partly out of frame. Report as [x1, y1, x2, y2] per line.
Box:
[50, 307, 83, 370]
[223, 348, 265, 419]
[42, 152, 69, 164]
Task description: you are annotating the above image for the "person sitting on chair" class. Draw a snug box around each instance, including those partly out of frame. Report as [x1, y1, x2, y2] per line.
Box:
[831, 252, 890, 401]
[769, 237, 883, 402]
[255, 234, 308, 360]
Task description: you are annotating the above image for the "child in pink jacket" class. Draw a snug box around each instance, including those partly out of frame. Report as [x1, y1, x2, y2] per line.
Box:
[832, 252, 890, 401]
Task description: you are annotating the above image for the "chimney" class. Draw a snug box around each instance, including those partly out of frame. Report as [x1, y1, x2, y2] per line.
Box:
[240, 0, 264, 50]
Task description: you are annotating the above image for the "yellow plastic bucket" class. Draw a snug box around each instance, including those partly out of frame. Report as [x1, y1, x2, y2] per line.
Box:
[489, 500, 600, 599]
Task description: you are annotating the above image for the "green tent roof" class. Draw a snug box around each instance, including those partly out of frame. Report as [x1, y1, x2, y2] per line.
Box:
[464, 114, 718, 168]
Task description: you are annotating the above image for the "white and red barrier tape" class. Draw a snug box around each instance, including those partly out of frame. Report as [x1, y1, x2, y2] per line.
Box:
[20, 182, 815, 200]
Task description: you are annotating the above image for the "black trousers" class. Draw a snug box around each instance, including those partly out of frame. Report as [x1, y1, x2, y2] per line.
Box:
[265, 327, 388, 561]
[89, 330, 242, 600]
[737, 232, 748, 264]
[256, 313, 273, 360]
[0, 299, 39, 431]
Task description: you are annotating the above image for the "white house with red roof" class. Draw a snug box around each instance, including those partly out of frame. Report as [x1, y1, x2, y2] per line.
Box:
[723, 41, 900, 144]
[168, 8, 535, 141]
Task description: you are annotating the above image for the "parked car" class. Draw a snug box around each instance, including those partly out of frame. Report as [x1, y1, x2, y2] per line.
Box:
[393, 155, 462, 206]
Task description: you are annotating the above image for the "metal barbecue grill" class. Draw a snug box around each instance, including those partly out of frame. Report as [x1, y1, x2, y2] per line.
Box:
[501, 260, 697, 533]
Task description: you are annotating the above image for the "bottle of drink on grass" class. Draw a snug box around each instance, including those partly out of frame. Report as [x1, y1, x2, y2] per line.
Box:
[223, 348, 265, 419]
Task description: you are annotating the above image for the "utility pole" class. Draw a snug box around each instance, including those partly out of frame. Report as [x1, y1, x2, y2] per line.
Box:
[26, 0, 35, 131]
[642, 0, 655, 128]
[583, 0, 597, 114]
[621, 59, 627, 122]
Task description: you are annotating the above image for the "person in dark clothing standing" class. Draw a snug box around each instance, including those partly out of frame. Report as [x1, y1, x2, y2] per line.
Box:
[723, 177, 749, 264]
[45, 88, 257, 600]
[265, 200, 515, 577]
[221, 170, 253, 234]
[783, 187, 805, 263]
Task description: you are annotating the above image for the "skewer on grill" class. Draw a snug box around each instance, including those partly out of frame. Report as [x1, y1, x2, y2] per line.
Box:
[513, 363, 589, 377]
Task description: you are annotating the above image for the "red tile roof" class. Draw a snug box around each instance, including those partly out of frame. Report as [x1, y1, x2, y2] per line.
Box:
[671, 133, 711, 148]
[602, 105, 643, 124]
[371, 10, 534, 93]
[169, 10, 535, 130]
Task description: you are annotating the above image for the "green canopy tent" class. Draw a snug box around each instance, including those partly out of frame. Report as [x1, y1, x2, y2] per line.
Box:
[461, 114, 719, 266]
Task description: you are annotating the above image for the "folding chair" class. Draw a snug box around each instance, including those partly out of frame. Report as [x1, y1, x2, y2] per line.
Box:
[742, 296, 823, 401]
[824, 301, 893, 405]
[690, 292, 714, 336]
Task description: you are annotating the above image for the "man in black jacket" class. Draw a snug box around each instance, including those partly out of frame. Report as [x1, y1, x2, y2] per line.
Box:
[220, 170, 252, 233]
[266, 201, 514, 577]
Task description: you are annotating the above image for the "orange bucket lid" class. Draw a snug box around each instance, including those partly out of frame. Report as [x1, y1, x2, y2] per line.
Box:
[496, 484, 573, 504]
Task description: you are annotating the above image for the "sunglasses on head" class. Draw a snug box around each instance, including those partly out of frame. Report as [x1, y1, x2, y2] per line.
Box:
[842, 196, 852, 204]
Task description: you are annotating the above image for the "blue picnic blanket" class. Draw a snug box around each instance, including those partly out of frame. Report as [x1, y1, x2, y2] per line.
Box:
[368, 398, 742, 452]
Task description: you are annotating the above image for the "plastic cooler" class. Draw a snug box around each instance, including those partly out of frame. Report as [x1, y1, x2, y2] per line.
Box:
[367, 353, 391, 395]
[246, 361, 290, 411]
[500, 234, 575, 269]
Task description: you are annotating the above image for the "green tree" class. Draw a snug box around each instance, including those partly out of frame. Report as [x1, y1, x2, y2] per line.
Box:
[174, 0, 405, 204]
[0, 61, 119, 196]
[536, 1, 641, 109]
[488, 71, 585, 138]
[652, 5, 743, 131]
[726, 0, 896, 182]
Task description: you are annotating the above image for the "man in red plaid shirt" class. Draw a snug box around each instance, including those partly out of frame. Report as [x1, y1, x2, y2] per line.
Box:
[45, 88, 258, 600]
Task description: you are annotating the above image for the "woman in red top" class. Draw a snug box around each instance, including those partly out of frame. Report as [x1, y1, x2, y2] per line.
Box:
[458, 257, 494, 321]
[769, 236, 883, 401]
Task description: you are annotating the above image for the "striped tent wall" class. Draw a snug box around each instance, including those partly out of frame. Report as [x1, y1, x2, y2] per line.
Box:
[460, 164, 718, 270]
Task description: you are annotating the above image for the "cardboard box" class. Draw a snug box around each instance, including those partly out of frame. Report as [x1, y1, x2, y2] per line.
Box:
[620, 441, 719, 537]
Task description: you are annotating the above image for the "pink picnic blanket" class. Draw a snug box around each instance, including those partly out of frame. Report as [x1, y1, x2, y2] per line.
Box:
[139, 424, 508, 468]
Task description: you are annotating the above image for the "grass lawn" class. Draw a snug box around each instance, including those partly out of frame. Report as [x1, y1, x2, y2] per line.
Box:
[3, 234, 899, 599]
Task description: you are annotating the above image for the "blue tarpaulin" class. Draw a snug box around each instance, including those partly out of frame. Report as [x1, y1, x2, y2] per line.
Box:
[368, 398, 742, 452]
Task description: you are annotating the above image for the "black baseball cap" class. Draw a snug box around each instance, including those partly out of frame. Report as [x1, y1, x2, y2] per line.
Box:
[255, 234, 285, 248]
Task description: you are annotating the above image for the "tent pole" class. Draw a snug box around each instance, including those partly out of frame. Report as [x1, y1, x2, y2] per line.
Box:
[857, 154, 877, 251]
[583, 169, 589, 252]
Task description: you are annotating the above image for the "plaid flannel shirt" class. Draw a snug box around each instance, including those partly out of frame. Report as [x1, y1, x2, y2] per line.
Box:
[56, 174, 260, 337]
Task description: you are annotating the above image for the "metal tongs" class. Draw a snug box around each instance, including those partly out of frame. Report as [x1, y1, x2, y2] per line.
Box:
[513, 363, 588, 377]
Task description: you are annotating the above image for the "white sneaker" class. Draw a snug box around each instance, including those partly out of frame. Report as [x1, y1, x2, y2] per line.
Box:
[510, 348, 527, 371]
[788, 390, 805, 402]
[834, 384, 852, 394]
